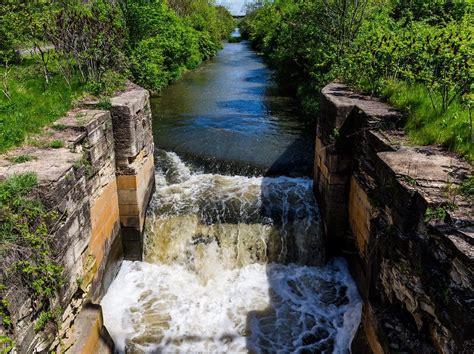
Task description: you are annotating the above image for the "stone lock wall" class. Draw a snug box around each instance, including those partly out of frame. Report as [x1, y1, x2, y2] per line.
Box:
[111, 86, 155, 260]
[315, 83, 473, 353]
[0, 83, 155, 353]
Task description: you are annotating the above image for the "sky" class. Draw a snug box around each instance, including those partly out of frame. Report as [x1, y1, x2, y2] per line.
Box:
[217, 0, 248, 16]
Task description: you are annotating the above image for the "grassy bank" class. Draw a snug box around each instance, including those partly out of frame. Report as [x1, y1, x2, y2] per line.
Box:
[0, 58, 87, 152]
[380, 81, 472, 162]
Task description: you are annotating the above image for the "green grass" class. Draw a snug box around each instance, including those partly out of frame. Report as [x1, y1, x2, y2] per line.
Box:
[49, 139, 64, 149]
[6, 154, 37, 164]
[0, 57, 87, 153]
[0, 172, 38, 206]
[379, 80, 473, 163]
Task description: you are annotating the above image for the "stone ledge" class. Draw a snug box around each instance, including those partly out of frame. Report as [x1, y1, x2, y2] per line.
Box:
[321, 83, 402, 120]
[110, 82, 149, 117]
[0, 147, 81, 183]
[316, 82, 473, 353]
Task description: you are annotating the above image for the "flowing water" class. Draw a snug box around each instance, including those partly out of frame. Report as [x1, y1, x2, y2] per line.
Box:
[102, 38, 362, 353]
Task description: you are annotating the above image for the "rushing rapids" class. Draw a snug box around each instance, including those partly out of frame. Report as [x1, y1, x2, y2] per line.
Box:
[102, 151, 362, 353]
[102, 37, 361, 353]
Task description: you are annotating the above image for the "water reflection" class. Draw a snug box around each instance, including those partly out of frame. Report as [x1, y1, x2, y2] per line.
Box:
[150, 40, 314, 176]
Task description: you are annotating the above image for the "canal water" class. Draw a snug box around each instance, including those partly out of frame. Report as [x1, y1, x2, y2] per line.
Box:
[102, 38, 362, 353]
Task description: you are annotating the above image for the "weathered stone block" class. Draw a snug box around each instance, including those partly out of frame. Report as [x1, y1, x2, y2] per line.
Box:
[349, 177, 374, 256]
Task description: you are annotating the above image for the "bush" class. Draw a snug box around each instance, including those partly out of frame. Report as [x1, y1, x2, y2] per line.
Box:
[130, 37, 170, 90]
[86, 70, 127, 97]
[125, 0, 234, 91]
[51, 0, 128, 83]
[343, 12, 472, 113]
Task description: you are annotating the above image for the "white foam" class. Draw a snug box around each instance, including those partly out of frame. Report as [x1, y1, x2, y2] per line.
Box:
[102, 259, 361, 353]
[102, 152, 361, 353]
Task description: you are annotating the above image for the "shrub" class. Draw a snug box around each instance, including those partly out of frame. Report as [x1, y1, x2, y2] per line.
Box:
[51, 0, 128, 84]
[125, 0, 234, 91]
[130, 38, 169, 90]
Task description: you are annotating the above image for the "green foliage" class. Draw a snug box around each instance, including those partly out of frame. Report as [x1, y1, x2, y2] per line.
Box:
[343, 12, 472, 113]
[0, 20, 18, 64]
[125, 0, 234, 91]
[52, 0, 128, 83]
[34, 308, 60, 333]
[0, 57, 87, 153]
[391, 0, 469, 23]
[0, 173, 37, 205]
[242, 0, 473, 160]
[460, 176, 474, 198]
[1, 0, 233, 151]
[424, 206, 449, 222]
[49, 140, 63, 149]
[96, 98, 112, 111]
[228, 36, 243, 43]
[0, 334, 15, 353]
[379, 80, 473, 161]
[0, 173, 63, 342]
[240, 0, 362, 116]
[7, 155, 37, 164]
[86, 70, 127, 97]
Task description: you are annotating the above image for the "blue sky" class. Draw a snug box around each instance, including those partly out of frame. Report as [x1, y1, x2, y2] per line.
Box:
[217, 0, 248, 16]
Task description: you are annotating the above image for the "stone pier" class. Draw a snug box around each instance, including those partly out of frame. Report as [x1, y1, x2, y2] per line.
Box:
[111, 85, 155, 260]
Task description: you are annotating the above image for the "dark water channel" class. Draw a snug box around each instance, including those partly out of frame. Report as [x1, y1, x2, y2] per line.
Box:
[102, 39, 361, 353]
[150, 40, 314, 177]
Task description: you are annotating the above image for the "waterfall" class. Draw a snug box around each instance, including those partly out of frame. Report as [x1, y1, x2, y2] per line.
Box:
[102, 151, 362, 353]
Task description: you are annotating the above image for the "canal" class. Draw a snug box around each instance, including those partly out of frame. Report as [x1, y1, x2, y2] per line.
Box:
[102, 38, 361, 353]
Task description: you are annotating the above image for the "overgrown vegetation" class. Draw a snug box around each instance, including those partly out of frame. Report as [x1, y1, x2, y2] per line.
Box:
[126, 0, 235, 91]
[0, 0, 235, 152]
[241, 0, 473, 161]
[0, 173, 63, 345]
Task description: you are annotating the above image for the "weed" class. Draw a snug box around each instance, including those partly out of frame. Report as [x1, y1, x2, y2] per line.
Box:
[330, 128, 340, 143]
[460, 176, 474, 198]
[96, 98, 112, 110]
[7, 154, 37, 164]
[0, 173, 63, 342]
[404, 176, 417, 186]
[424, 205, 455, 223]
[73, 153, 93, 178]
[0, 335, 15, 353]
[50, 140, 64, 149]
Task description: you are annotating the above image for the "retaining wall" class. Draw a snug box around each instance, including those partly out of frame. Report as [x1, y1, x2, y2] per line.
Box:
[315, 83, 473, 353]
[0, 83, 155, 353]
